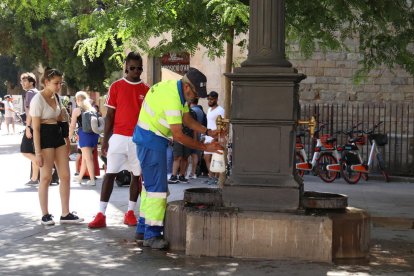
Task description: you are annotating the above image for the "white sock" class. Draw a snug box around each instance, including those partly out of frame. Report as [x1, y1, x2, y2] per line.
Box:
[99, 201, 108, 215]
[128, 201, 137, 212]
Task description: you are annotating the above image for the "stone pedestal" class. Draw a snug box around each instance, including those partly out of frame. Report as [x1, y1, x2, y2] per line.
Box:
[164, 201, 188, 251]
[223, 0, 306, 212]
[224, 67, 305, 211]
[165, 201, 371, 262]
[329, 207, 371, 259]
[186, 209, 332, 261]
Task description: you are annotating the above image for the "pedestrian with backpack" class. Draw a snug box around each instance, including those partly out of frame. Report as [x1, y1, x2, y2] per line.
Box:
[69, 91, 100, 186]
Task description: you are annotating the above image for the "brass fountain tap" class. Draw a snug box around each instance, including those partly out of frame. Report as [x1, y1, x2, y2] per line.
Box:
[216, 115, 230, 132]
[215, 115, 230, 146]
[297, 116, 317, 137]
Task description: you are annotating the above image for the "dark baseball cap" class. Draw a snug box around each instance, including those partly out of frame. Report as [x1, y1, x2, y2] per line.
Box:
[207, 91, 218, 98]
[185, 67, 207, 98]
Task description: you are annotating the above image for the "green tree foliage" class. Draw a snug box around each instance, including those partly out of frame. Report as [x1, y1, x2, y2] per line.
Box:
[1, 0, 414, 84]
[0, 0, 119, 93]
[74, 0, 414, 80]
[0, 56, 19, 96]
[74, 0, 249, 62]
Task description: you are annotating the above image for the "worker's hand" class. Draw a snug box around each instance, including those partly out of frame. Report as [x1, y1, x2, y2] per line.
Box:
[204, 141, 224, 154]
[209, 128, 229, 140]
[208, 129, 220, 138]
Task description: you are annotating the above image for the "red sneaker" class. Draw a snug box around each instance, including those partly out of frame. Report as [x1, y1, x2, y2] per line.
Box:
[88, 212, 106, 228]
[124, 210, 137, 226]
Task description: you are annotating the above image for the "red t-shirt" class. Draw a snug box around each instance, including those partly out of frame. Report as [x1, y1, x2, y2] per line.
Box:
[105, 78, 149, 136]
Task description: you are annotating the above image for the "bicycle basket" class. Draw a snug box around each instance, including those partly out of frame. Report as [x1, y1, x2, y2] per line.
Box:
[371, 134, 388, 146]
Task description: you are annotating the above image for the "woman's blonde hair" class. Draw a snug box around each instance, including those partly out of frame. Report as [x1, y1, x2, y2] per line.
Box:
[75, 91, 95, 112]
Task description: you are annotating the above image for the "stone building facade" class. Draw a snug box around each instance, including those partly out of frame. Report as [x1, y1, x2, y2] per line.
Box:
[288, 47, 414, 104]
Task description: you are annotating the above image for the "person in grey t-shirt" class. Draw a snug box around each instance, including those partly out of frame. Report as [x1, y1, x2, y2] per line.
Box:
[20, 72, 40, 186]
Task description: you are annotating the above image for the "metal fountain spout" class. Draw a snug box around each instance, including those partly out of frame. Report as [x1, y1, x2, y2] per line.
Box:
[216, 115, 230, 132]
[298, 116, 317, 137]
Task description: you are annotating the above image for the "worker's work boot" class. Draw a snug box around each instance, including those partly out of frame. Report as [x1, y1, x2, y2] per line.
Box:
[142, 236, 169, 249]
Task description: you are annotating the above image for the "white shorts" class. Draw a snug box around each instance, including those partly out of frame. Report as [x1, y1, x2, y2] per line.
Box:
[204, 136, 213, 155]
[106, 134, 141, 176]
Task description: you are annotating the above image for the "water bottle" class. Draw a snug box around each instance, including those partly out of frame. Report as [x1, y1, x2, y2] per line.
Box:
[210, 151, 225, 173]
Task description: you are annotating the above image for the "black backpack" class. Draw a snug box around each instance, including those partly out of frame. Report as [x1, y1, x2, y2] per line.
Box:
[115, 170, 131, 187]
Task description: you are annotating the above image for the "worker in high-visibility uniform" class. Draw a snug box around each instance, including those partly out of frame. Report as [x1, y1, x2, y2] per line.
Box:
[132, 67, 223, 249]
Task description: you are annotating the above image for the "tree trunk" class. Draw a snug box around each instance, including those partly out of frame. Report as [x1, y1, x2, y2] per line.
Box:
[218, 27, 234, 188]
[224, 27, 234, 119]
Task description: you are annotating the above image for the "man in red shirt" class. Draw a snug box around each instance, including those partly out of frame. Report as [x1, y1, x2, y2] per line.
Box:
[88, 52, 149, 228]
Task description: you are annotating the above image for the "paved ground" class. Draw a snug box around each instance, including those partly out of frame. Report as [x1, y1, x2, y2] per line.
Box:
[0, 124, 413, 275]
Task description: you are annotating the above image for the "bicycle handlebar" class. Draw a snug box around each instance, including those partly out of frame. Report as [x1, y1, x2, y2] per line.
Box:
[338, 122, 364, 137]
[362, 121, 384, 134]
[335, 121, 385, 136]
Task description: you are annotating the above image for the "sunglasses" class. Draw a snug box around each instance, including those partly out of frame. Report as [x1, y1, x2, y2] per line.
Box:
[129, 66, 143, 71]
[47, 69, 62, 78]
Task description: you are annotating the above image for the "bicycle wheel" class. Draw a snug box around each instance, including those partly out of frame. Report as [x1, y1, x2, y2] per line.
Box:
[340, 151, 362, 184]
[295, 152, 305, 178]
[377, 153, 390, 182]
[317, 153, 338, 183]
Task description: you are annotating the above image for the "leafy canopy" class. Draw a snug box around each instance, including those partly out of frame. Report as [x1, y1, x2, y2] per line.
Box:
[74, 0, 249, 64]
[74, 0, 414, 78]
[1, 0, 414, 85]
[0, 0, 119, 92]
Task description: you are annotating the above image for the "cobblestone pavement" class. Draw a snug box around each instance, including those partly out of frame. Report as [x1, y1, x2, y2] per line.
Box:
[0, 124, 413, 275]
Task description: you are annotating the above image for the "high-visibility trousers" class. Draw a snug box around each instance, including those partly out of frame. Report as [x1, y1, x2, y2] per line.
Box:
[135, 145, 167, 239]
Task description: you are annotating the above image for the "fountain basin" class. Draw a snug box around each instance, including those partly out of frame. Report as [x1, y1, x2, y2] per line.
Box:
[303, 191, 348, 210]
[184, 188, 223, 207]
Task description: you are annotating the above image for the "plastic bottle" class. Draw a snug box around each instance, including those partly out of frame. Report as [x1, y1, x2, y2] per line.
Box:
[210, 151, 225, 173]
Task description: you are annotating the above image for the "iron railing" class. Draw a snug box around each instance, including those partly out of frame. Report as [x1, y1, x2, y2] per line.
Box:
[300, 103, 414, 177]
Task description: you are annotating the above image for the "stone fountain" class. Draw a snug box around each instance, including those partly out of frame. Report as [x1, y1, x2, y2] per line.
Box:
[165, 0, 370, 262]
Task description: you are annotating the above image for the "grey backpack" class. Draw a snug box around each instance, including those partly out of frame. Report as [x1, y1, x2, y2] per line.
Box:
[82, 111, 104, 134]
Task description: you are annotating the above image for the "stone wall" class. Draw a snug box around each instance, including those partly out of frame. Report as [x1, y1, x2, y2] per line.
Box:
[287, 44, 414, 104]
[151, 38, 414, 106]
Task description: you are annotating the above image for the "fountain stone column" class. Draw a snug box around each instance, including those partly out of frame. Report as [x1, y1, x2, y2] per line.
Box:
[223, 0, 305, 211]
